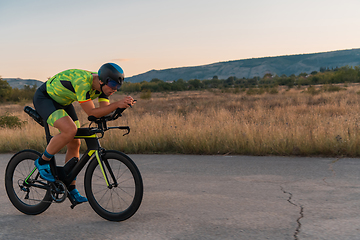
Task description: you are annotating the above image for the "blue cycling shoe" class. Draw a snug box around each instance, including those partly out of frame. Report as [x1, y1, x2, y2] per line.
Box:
[35, 158, 55, 182]
[69, 189, 88, 203]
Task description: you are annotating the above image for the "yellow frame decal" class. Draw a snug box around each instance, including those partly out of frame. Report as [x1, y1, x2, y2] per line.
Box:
[95, 150, 109, 187]
[88, 150, 96, 157]
[74, 134, 97, 139]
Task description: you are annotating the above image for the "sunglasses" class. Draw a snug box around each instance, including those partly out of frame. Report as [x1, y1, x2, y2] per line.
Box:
[106, 79, 121, 90]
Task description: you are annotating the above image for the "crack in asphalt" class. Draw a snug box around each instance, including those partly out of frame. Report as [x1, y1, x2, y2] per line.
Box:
[281, 186, 304, 240]
[282, 158, 340, 239]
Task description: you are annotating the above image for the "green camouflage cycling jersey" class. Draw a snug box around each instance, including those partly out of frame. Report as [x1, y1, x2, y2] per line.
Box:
[46, 69, 109, 106]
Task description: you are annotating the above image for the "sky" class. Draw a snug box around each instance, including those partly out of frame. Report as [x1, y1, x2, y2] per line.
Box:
[1, 0, 359, 81]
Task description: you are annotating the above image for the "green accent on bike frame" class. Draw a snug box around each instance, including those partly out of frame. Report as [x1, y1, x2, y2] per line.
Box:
[25, 167, 37, 184]
[95, 150, 110, 187]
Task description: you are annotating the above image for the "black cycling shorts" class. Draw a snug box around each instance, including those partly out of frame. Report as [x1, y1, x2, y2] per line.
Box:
[33, 83, 79, 127]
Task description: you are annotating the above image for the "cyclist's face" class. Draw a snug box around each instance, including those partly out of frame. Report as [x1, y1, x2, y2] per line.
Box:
[103, 84, 117, 96]
[99, 80, 117, 96]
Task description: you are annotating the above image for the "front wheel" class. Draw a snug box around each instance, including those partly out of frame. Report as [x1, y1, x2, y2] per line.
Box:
[84, 151, 143, 221]
[5, 150, 52, 215]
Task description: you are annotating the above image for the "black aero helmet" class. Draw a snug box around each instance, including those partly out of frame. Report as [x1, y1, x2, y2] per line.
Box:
[98, 63, 124, 89]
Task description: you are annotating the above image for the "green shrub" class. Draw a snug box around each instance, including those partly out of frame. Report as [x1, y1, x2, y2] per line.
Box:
[268, 87, 279, 94]
[322, 84, 346, 92]
[233, 87, 245, 94]
[0, 113, 26, 129]
[246, 88, 265, 95]
[140, 90, 152, 100]
[305, 85, 320, 95]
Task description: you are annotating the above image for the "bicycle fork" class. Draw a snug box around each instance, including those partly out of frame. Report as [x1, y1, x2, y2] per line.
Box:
[89, 150, 118, 189]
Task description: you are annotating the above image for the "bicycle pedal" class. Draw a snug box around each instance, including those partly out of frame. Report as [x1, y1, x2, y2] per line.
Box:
[68, 194, 78, 209]
[69, 198, 85, 208]
[70, 200, 86, 209]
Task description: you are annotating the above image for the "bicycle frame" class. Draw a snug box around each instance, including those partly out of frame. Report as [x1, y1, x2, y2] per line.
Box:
[24, 107, 130, 193]
[8, 106, 142, 220]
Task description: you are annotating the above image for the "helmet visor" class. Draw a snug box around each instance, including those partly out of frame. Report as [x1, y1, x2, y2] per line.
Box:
[106, 79, 121, 90]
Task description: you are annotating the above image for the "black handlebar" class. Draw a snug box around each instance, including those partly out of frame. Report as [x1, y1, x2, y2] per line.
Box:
[87, 108, 130, 136]
[87, 108, 126, 123]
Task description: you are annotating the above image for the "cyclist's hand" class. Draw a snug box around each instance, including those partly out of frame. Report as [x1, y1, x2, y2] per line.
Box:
[117, 96, 135, 108]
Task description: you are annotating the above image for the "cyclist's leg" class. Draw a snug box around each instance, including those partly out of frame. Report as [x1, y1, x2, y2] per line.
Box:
[65, 139, 81, 186]
[63, 105, 80, 183]
[65, 139, 81, 165]
[63, 104, 87, 203]
[63, 104, 81, 166]
[64, 138, 87, 202]
[34, 88, 77, 180]
[40, 113, 86, 202]
[33, 83, 77, 157]
[33, 84, 64, 181]
[33, 115, 77, 182]
[34, 86, 86, 200]
[46, 116, 78, 155]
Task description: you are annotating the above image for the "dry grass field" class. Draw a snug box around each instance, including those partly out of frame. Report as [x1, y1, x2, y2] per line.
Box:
[1, 84, 360, 156]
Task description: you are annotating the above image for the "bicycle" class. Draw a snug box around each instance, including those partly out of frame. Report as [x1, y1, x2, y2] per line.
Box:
[5, 106, 143, 221]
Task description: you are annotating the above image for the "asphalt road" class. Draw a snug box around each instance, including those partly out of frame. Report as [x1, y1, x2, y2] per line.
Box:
[1, 154, 360, 240]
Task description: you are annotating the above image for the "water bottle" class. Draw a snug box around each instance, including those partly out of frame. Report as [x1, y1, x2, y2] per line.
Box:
[63, 157, 79, 176]
[24, 106, 44, 126]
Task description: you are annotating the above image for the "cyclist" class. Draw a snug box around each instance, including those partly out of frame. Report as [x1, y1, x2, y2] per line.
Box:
[33, 63, 135, 203]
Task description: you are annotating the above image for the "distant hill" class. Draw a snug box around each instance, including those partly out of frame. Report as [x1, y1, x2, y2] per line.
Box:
[4, 48, 360, 85]
[3, 78, 43, 89]
[126, 48, 360, 83]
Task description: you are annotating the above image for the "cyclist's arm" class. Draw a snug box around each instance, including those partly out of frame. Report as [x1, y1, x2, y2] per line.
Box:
[80, 97, 133, 118]
[99, 100, 110, 108]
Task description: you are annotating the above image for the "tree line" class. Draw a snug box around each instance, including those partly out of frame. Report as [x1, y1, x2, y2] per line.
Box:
[1, 65, 359, 103]
[120, 65, 360, 93]
[0, 77, 37, 102]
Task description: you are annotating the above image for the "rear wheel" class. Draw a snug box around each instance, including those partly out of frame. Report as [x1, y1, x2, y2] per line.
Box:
[84, 151, 143, 221]
[5, 150, 52, 215]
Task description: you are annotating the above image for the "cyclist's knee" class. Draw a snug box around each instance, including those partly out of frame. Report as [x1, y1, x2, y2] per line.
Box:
[54, 117, 78, 139]
[62, 126, 78, 141]
[62, 124, 77, 137]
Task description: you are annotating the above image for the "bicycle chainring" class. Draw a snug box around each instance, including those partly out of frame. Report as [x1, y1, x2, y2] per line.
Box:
[49, 180, 67, 203]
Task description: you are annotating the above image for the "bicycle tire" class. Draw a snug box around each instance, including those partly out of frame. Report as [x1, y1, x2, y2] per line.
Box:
[5, 150, 52, 215]
[84, 150, 143, 221]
